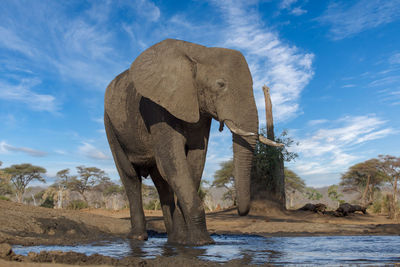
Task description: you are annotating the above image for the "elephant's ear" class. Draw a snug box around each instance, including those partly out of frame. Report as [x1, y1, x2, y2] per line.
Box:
[130, 40, 199, 123]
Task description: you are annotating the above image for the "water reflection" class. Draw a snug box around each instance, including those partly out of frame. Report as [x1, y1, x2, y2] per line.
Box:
[13, 234, 400, 265]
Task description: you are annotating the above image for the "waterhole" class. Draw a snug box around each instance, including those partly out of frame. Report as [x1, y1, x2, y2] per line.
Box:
[13, 234, 400, 265]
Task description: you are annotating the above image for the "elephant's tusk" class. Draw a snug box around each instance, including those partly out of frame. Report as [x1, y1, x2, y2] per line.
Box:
[224, 120, 257, 137]
[219, 121, 224, 132]
[258, 135, 284, 147]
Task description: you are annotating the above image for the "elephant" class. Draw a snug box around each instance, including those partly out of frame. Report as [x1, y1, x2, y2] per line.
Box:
[104, 39, 280, 245]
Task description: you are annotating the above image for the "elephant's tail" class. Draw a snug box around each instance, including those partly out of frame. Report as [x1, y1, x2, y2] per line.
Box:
[104, 111, 137, 178]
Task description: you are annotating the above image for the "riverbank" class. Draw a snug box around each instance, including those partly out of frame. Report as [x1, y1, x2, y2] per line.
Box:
[1, 199, 399, 265]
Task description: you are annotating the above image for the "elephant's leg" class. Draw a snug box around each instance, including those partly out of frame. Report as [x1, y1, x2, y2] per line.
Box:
[187, 148, 208, 190]
[104, 113, 147, 240]
[119, 166, 147, 240]
[150, 168, 187, 243]
[186, 118, 211, 189]
[151, 129, 213, 245]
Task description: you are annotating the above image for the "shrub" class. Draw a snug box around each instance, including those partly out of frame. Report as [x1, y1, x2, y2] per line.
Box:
[0, 195, 10, 201]
[372, 199, 382, 213]
[40, 196, 55, 208]
[143, 199, 160, 210]
[67, 200, 88, 210]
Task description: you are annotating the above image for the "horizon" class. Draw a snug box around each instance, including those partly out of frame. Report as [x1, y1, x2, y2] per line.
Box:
[1, 0, 400, 187]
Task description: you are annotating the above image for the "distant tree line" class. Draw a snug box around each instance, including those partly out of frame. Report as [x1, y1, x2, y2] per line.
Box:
[0, 162, 127, 210]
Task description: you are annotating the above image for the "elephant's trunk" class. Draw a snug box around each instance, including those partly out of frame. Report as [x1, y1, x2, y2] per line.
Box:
[233, 133, 257, 216]
[232, 133, 257, 216]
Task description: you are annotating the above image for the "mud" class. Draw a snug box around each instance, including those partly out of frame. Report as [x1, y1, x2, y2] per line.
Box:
[1, 199, 400, 266]
[0, 242, 253, 266]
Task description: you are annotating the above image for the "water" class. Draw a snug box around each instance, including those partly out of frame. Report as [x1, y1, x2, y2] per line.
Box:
[13, 234, 400, 265]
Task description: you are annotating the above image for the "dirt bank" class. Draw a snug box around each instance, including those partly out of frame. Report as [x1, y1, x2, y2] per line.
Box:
[0, 200, 129, 246]
[1, 199, 399, 266]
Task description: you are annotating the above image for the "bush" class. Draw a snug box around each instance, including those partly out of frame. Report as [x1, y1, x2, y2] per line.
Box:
[103, 184, 125, 196]
[40, 196, 55, 208]
[0, 195, 10, 201]
[143, 199, 160, 210]
[67, 200, 88, 210]
[372, 199, 382, 213]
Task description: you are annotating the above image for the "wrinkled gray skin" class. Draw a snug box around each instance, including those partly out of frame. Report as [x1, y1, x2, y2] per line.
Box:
[104, 39, 258, 245]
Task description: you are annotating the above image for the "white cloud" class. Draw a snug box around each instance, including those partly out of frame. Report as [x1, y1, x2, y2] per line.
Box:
[213, 0, 314, 122]
[279, 0, 307, 16]
[0, 26, 37, 58]
[78, 142, 109, 160]
[290, 115, 394, 184]
[54, 150, 67, 155]
[290, 7, 307, 16]
[134, 0, 161, 22]
[0, 1, 127, 91]
[0, 141, 47, 157]
[92, 117, 104, 124]
[0, 78, 58, 113]
[342, 84, 356, 88]
[389, 53, 400, 65]
[307, 119, 328, 126]
[280, 0, 298, 9]
[318, 0, 400, 40]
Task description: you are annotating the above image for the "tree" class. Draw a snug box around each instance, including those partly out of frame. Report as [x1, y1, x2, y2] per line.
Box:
[251, 129, 298, 206]
[306, 188, 323, 201]
[3, 163, 46, 203]
[55, 169, 76, 208]
[377, 155, 400, 219]
[142, 184, 160, 210]
[284, 168, 305, 208]
[56, 169, 76, 189]
[69, 166, 110, 203]
[0, 161, 13, 196]
[212, 160, 235, 204]
[341, 159, 387, 205]
[327, 185, 344, 208]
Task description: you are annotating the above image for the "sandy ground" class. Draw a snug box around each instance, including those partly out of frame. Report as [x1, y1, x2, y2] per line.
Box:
[1, 199, 399, 266]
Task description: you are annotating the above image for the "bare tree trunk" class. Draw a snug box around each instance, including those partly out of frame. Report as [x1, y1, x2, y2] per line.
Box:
[261, 85, 286, 209]
[263, 85, 274, 140]
[361, 175, 371, 205]
[31, 194, 36, 206]
[57, 187, 63, 209]
[113, 194, 117, 210]
[394, 176, 398, 219]
[16, 191, 23, 203]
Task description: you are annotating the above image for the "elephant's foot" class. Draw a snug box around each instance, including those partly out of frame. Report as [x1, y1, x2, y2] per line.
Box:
[127, 231, 148, 241]
[187, 231, 215, 246]
[168, 231, 214, 246]
[167, 229, 187, 245]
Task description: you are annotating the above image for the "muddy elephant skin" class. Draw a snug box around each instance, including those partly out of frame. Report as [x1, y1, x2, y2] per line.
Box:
[104, 39, 261, 245]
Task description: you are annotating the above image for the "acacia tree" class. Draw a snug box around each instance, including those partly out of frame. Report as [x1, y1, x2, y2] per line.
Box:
[305, 188, 323, 201]
[284, 168, 305, 208]
[328, 185, 344, 208]
[69, 166, 110, 203]
[212, 160, 235, 204]
[341, 159, 386, 205]
[377, 155, 400, 219]
[3, 163, 46, 203]
[0, 161, 13, 196]
[55, 169, 77, 208]
[56, 169, 76, 189]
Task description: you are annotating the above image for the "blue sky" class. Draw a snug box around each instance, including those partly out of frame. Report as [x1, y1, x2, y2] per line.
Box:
[1, 0, 399, 187]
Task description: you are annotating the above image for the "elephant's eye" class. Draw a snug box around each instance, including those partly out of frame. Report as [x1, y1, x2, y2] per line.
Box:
[216, 79, 226, 89]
